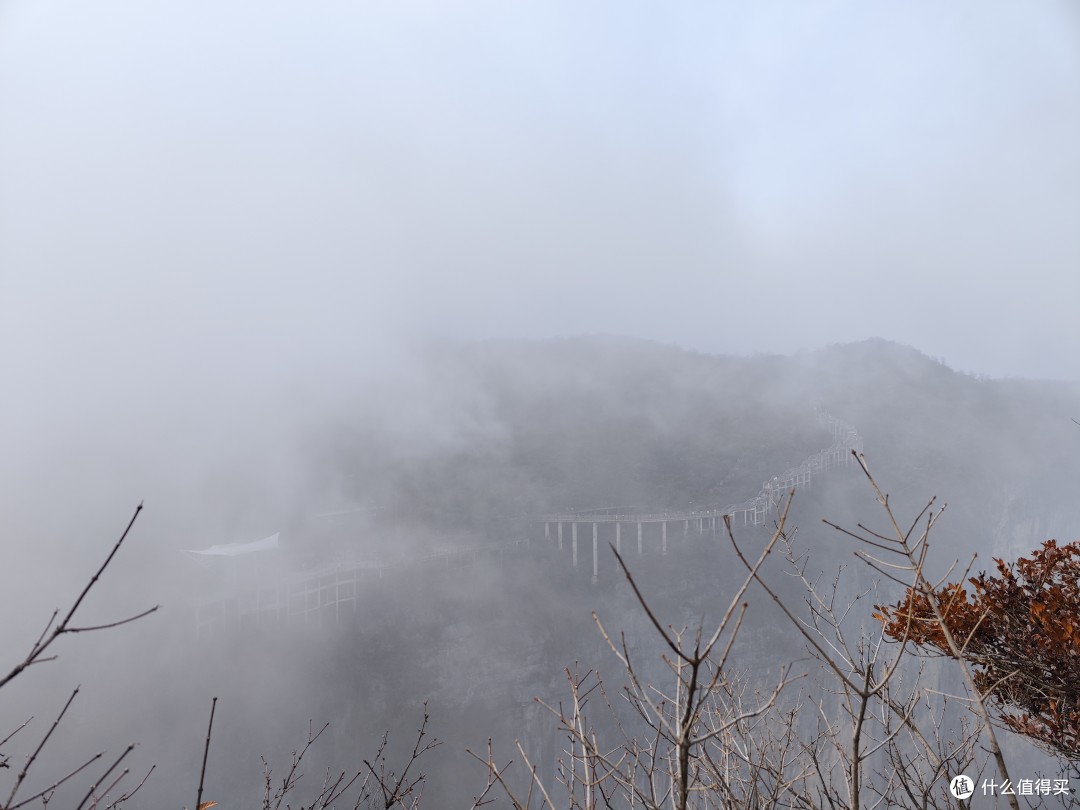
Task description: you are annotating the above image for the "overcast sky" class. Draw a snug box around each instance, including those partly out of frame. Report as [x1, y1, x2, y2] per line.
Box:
[3, 0, 1079, 378]
[2, 1, 1079, 529]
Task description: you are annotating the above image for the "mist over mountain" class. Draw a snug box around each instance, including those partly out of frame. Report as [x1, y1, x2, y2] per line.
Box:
[4, 336, 1080, 808]
[4, 2, 1078, 804]
[302, 336, 1080, 560]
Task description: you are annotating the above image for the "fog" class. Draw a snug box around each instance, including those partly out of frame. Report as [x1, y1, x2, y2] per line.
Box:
[2, 2, 1080, 807]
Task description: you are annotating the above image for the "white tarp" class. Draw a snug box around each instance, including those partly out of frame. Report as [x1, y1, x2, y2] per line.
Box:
[186, 532, 280, 557]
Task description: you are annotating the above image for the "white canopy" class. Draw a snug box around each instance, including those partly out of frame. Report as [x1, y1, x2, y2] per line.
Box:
[186, 532, 280, 557]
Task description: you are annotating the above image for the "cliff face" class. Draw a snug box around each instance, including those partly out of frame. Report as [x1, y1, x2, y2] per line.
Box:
[988, 486, 1080, 560]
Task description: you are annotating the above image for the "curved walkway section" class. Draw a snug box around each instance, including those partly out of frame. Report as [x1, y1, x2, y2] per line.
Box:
[533, 408, 862, 581]
[195, 409, 861, 636]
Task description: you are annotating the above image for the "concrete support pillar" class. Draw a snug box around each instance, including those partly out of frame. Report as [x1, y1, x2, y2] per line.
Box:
[544, 522, 550, 539]
[684, 519, 689, 536]
[572, 522, 578, 567]
[699, 518, 704, 535]
[615, 522, 622, 572]
[637, 522, 643, 555]
[592, 523, 598, 584]
[558, 522, 563, 550]
[662, 521, 668, 555]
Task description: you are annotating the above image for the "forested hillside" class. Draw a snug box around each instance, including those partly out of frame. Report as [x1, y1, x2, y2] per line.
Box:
[304, 336, 1080, 561]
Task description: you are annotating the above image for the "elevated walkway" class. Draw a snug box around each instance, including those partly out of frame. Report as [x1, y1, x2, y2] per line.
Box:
[195, 408, 862, 636]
